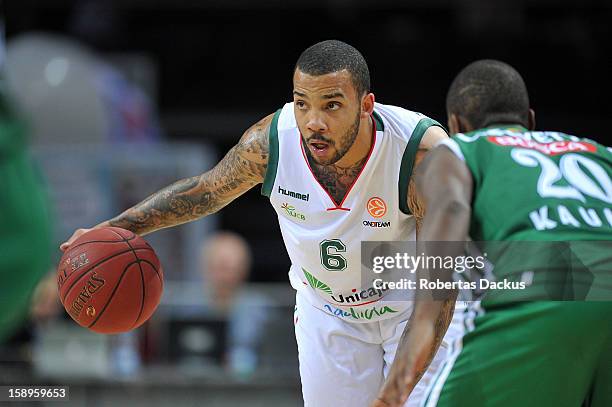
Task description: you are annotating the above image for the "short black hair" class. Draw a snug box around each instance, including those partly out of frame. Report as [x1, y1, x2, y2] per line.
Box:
[446, 60, 529, 129]
[295, 40, 370, 97]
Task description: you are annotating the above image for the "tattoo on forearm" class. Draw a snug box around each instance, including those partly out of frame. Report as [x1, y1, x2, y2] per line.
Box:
[109, 114, 272, 235]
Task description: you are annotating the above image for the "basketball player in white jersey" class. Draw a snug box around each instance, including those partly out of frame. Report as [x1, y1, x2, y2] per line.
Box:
[62, 40, 462, 407]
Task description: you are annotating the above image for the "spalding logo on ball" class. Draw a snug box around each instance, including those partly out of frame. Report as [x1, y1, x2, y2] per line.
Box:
[57, 227, 164, 334]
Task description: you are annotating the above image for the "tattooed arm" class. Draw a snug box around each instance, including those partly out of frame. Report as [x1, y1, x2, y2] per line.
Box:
[373, 144, 472, 407]
[60, 114, 273, 250]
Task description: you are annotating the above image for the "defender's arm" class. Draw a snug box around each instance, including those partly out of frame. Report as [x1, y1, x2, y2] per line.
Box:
[374, 144, 472, 407]
[60, 113, 273, 250]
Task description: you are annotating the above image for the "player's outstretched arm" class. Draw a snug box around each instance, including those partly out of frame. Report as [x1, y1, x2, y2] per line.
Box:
[374, 145, 472, 407]
[60, 113, 274, 251]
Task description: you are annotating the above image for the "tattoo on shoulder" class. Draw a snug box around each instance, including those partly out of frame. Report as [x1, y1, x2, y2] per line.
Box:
[109, 114, 273, 235]
[232, 114, 271, 180]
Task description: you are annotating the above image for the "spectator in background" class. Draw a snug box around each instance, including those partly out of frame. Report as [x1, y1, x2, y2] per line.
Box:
[199, 231, 271, 376]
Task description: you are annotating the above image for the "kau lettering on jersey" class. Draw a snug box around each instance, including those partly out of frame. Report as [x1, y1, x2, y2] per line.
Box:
[488, 136, 597, 156]
[529, 205, 612, 231]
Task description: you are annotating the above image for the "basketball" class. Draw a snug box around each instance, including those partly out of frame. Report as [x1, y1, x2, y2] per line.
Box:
[57, 227, 164, 334]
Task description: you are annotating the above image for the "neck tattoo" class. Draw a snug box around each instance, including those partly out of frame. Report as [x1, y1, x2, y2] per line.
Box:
[307, 153, 369, 204]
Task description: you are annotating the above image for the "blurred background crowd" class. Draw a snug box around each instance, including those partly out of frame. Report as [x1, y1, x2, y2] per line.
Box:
[0, 0, 610, 405]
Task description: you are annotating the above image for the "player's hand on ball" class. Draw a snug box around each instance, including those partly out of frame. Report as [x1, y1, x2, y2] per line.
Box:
[60, 228, 94, 251]
[57, 227, 163, 334]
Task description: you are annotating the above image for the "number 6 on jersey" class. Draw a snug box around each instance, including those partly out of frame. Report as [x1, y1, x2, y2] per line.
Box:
[319, 239, 347, 271]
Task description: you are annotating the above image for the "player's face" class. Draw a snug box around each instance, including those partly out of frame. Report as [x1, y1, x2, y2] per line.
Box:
[293, 69, 363, 166]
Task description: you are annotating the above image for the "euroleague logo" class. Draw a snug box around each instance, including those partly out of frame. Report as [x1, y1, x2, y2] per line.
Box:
[367, 197, 387, 218]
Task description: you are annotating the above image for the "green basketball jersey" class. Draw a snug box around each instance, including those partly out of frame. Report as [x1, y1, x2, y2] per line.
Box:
[443, 125, 612, 242]
[442, 126, 612, 301]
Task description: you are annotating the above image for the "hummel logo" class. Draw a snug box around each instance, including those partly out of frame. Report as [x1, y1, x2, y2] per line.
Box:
[278, 186, 309, 201]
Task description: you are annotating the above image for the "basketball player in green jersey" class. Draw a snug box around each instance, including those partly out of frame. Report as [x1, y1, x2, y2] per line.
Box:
[0, 80, 53, 342]
[374, 60, 612, 406]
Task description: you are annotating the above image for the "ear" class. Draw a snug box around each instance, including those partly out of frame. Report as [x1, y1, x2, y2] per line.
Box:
[448, 113, 461, 135]
[449, 114, 474, 134]
[362, 93, 375, 117]
[527, 109, 536, 130]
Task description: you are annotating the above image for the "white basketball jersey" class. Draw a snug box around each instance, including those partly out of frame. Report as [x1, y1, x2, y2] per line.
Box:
[261, 102, 444, 323]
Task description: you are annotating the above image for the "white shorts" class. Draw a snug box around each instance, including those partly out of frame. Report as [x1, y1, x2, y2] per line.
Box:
[294, 291, 466, 407]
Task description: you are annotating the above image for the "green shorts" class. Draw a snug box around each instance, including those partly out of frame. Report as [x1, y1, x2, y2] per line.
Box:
[426, 302, 612, 407]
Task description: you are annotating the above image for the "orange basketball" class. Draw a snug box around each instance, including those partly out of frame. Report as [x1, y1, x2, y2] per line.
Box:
[57, 227, 163, 334]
